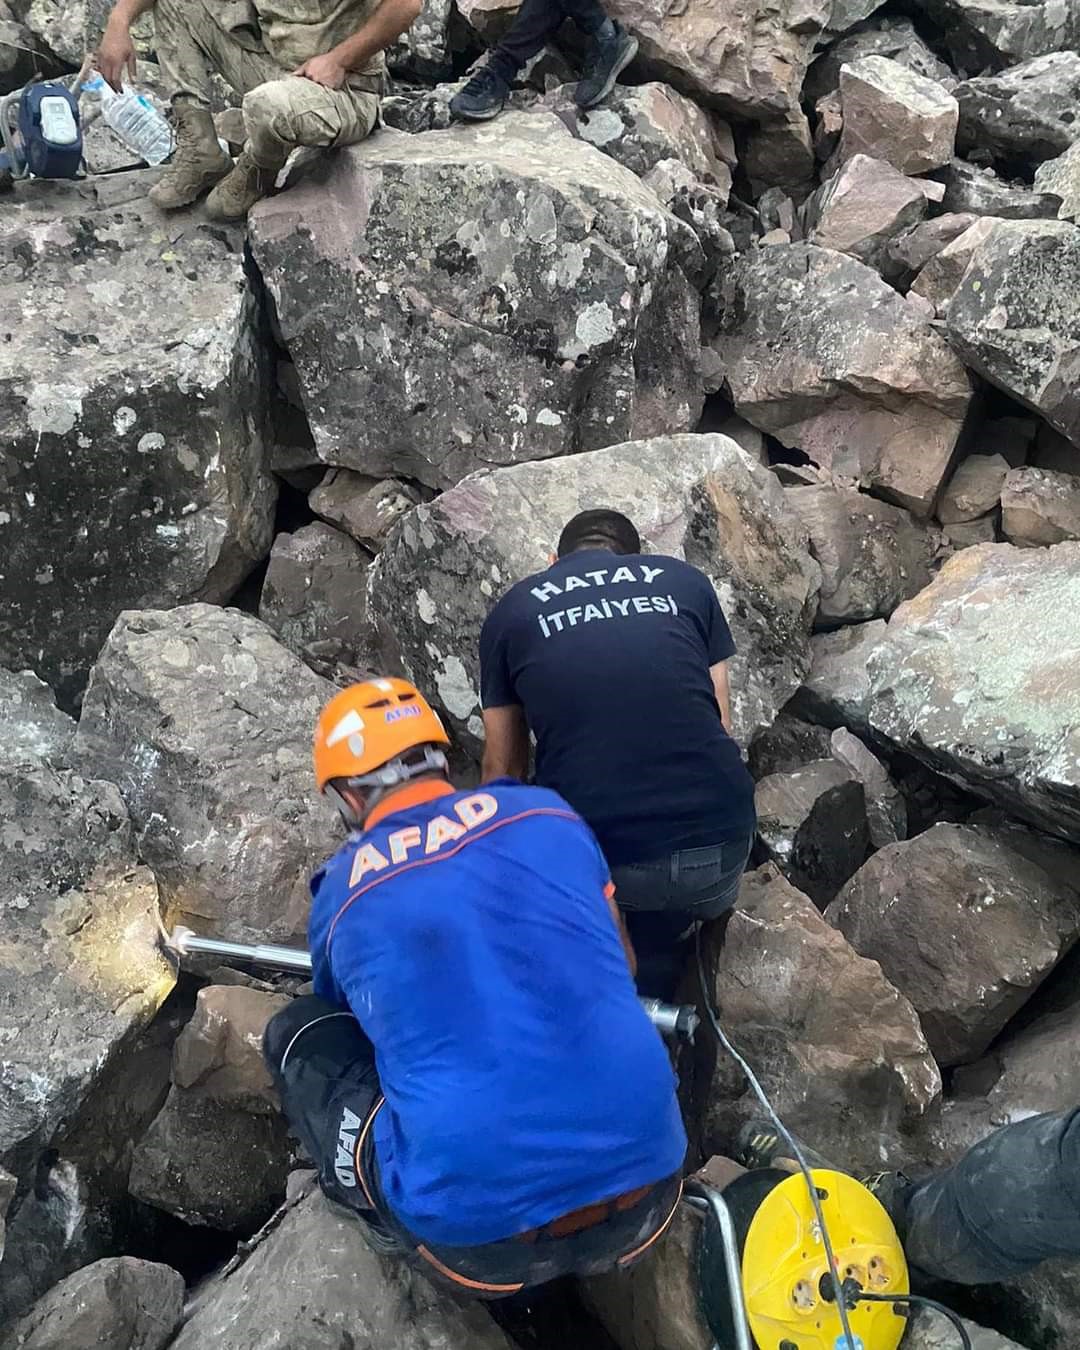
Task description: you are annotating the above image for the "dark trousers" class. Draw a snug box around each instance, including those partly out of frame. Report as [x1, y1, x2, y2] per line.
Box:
[897, 1110, 1080, 1284]
[489, 0, 608, 81]
[263, 995, 684, 1298]
[610, 834, 754, 1000]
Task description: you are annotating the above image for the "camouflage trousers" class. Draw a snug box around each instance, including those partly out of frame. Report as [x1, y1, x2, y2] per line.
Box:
[155, 0, 379, 167]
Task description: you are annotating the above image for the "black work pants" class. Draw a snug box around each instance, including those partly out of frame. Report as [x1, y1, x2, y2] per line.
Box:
[898, 1109, 1080, 1284]
[263, 995, 684, 1298]
[489, 0, 608, 82]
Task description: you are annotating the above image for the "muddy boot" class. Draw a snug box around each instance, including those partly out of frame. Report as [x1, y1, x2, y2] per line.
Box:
[148, 99, 232, 210]
[204, 148, 283, 221]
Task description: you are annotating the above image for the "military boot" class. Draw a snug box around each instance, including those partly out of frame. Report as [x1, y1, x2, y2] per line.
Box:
[204, 148, 283, 221]
[148, 99, 232, 211]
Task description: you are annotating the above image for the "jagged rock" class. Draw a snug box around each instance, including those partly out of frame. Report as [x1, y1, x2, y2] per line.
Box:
[9, 0, 151, 64]
[804, 19, 956, 106]
[372, 434, 820, 757]
[250, 114, 701, 493]
[1001, 466, 1080, 545]
[755, 760, 869, 905]
[909, 216, 999, 315]
[1035, 139, 1080, 221]
[0, 669, 73, 771]
[0, 183, 275, 709]
[937, 453, 1010, 524]
[838, 57, 958, 175]
[0, 763, 173, 1182]
[171, 1190, 514, 1350]
[707, 244, 973, 517]
[946, 220, 1080, 448]
[812, 88, 843, 162]
[884, 212, 979, 289]
[828, 823, 1080, 1066]
[129, 986, 291, 1231]
[541, 82, 733, 189]
[748, 713, 833, 781]
[786, 484, 937, 624]
[389, 0, 453, 78]
[638, 161, 734, 288]
[1031, 421, 1080, 475]
[259, 524, 377, 672]
[1, 11, 56, 94]
[904, 1308, 1025, 1350]
[943, 515, 998, 548]
[73, 604, 339, 945]
[308, 469, 420, 551]
[789, 620, 885, 731]
[740, 108, 816, 200]
[0, 1258, 184, 1350]
[701, 865, 940, 1172]
[937, 158, 1063, 219]
[804, 154, 927, 271]
[830, 726, 906, 847]
[909, 0, 1080, 72]
[866, 543, 1080, 842]
[956, 53, 1080, 170]
[601, 0, 829, 120]
[0, 1170, 13, 1266]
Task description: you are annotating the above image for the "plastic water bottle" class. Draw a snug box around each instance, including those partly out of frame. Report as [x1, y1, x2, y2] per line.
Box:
[83, 75, 174, 166]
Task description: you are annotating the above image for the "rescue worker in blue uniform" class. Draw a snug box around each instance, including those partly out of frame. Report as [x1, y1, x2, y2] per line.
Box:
[263, 676, 687, 1296]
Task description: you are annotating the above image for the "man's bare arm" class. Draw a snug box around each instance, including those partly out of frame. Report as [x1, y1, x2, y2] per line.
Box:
[295, 0, 423, 87]
[710, 660, 734, 736]
[481, 705, 530, 783]
[97, 0, 157, 91]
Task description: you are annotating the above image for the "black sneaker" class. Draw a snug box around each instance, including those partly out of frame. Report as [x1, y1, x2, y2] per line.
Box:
[575, 21, 639, 109]
[450, 66, 511, 122]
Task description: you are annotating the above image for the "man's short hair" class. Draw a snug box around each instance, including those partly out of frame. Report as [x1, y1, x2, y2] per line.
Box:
[556, 509, 641, 558]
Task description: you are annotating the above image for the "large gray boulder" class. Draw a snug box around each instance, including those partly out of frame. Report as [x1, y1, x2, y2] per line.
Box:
[789, 620, 886, 731]
[936, 452, 1010, 524]
[956, 53, 1080, 170]
[701, 866, 941, 1173]
[0, 180, 275, 709]
[946, 220, 1080, 450]
[249, 114, 701, 493]
[884, 213, 980, 290]
[707, 245, 974, 517]
[371, 434, 821, 757]
[129, 985, 292, 1231]
[909, 216, 1000, 316]
[73, 605, 339, 945]
[1035, 140, 1080, 222]
[838, 57, 958, 175]
[827, 823, 1080, 1066]
[804, 19, 956, 107]
[258, 523, 378, 673]
[904, 1309, 1025, 1350]
[0, 1257, 183, 1350]
[388, 0, 453, 78]
[938, 158, 1064, 220]
[171, 1190, 515, 1350]
[908, 0, 1080, 71]
[865, 543, 1080, 842]
[786, 485, 937, 625]
[0, 670, 74, 771]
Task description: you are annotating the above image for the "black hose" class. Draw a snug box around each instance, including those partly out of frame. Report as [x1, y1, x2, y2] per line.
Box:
[853, 1292, 973, 1350]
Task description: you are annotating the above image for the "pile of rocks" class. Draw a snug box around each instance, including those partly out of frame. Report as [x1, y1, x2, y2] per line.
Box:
[3, 0, 1080, 1344]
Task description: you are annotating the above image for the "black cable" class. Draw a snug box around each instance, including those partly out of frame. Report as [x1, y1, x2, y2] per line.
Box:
[694, 927, 860, 1350]
[854, 1292, 972, 1350]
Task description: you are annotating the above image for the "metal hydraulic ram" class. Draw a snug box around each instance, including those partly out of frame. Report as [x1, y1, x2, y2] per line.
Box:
[165, 926, 700, 1041]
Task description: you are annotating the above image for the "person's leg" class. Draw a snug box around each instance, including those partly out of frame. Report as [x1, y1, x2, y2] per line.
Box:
[449, 0, 569, 122]
[897, 1109, 1080, 1284]
[205, 79, 379, 220]
[151, 0, 281, 208]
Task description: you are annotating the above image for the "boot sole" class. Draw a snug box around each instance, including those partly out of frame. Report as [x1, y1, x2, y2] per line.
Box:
[450, 101, 506, 123]
[576, 36, 640, 110]
[148, 163, 233, 212]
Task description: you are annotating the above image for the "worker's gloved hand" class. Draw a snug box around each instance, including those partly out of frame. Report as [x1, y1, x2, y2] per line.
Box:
[94, 19, 138, 93]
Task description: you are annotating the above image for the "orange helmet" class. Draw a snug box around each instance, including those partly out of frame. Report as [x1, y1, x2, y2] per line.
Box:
[313, 677, 449, 793]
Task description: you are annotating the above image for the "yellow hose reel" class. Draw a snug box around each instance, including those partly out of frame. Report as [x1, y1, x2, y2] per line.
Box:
[742, 1170, 908, 1350]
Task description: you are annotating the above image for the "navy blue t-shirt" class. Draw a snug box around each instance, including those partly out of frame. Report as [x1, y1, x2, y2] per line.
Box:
[479, 551, 756, 867]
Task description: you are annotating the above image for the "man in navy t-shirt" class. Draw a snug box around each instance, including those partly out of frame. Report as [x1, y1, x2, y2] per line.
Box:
[480, 508, 756, 998]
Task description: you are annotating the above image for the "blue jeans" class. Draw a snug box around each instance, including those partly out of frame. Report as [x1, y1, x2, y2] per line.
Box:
[610, 833, 754, 999]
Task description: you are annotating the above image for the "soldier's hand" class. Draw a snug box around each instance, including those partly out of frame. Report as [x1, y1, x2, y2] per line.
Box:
[95, 20, 137, 93]
[294, 53, 348, 89]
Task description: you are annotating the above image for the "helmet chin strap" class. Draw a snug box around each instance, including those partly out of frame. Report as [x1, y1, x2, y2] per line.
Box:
[326, 746, 449, 831]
